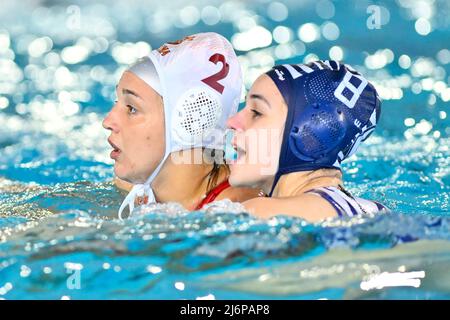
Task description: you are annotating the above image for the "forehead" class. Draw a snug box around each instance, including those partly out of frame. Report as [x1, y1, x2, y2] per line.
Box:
[117, 71, 144, 90]
[248, 74, 287, 109]
[117, 71, 161, 101]
[249, 74, 274, 93]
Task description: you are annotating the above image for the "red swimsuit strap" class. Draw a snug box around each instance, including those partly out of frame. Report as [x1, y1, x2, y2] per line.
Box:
[195, 179, 231, 210]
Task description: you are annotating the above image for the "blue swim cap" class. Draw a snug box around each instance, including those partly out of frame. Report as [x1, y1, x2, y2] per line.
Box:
[266, 60, 381, 196]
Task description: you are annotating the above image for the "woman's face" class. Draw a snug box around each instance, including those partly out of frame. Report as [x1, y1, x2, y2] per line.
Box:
[226, 74, 287, 191]
[102, 71, 165, 184]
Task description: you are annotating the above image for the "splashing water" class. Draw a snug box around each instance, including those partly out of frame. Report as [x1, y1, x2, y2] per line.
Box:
[0, 0, 449, 299]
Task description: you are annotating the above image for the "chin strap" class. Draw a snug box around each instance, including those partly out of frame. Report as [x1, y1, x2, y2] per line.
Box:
[269, 172, 282, 197]
[117, 150, 171, 220]
[118, 183, 155, 220]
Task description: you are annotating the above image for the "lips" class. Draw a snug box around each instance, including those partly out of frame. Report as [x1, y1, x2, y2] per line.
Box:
[108, 138, 121, 160]
[230, 141, 246, 163]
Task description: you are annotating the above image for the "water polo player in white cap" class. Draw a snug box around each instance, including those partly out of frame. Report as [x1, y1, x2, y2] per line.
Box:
[103, 33, 262, 219]
[227, 60, 389, 222]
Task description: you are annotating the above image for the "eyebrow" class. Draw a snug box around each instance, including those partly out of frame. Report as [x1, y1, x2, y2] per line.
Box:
[122, 88, 142, 100]
[115, 85, 143, 100]
[248, 93, 271, 109]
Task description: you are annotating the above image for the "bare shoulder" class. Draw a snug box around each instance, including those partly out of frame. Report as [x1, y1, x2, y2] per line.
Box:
[215, 186, 263, 203]
[243, 193, 337, 222]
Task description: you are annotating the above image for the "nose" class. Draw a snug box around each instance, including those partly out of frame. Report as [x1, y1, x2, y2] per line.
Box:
[226, 110, 245, 131]
[102, 104, 119, 133]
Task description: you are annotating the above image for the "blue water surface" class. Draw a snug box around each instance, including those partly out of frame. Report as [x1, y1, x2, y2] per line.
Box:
[0, 0, 449, 299]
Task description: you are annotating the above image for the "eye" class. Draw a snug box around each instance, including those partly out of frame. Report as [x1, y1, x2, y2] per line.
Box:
[251, 109, 262, 119]
[126, 105, 137, 115]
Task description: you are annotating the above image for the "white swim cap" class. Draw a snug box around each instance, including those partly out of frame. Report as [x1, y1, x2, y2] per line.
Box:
[118, 32, 242, 219]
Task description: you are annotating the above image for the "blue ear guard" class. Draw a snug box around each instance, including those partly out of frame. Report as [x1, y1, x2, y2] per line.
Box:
[266, 60, 381, 196]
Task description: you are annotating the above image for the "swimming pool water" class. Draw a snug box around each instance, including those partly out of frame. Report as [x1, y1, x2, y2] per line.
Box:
[0, 0, 449, 299]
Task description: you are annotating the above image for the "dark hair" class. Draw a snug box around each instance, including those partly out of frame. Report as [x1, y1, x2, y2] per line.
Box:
[203, 148, 230, 194]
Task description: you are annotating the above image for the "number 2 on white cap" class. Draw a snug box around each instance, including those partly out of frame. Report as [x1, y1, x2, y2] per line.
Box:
[201, 53, 229, 94]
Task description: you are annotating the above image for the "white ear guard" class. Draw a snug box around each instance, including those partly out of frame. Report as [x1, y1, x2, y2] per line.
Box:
[172, 86, 223, 147]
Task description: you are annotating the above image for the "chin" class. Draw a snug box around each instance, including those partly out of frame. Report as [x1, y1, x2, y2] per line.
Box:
[228, 172, 241, 187]
[114, 164, 131, 182]
[229, 171, 253, 188]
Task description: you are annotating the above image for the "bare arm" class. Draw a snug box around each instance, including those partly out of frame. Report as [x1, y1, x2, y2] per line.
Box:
[242, 193, 337, 222]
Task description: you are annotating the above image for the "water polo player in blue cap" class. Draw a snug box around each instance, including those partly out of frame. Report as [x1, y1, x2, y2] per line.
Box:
[227, 60, 389, 221]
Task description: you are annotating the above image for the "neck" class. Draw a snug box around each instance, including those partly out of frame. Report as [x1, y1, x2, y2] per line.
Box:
[151, 149, 228, 210]
[271, 168, 343, 197]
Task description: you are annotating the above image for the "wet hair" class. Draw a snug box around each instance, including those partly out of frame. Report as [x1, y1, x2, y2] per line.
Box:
[202, 148, 230, 194]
